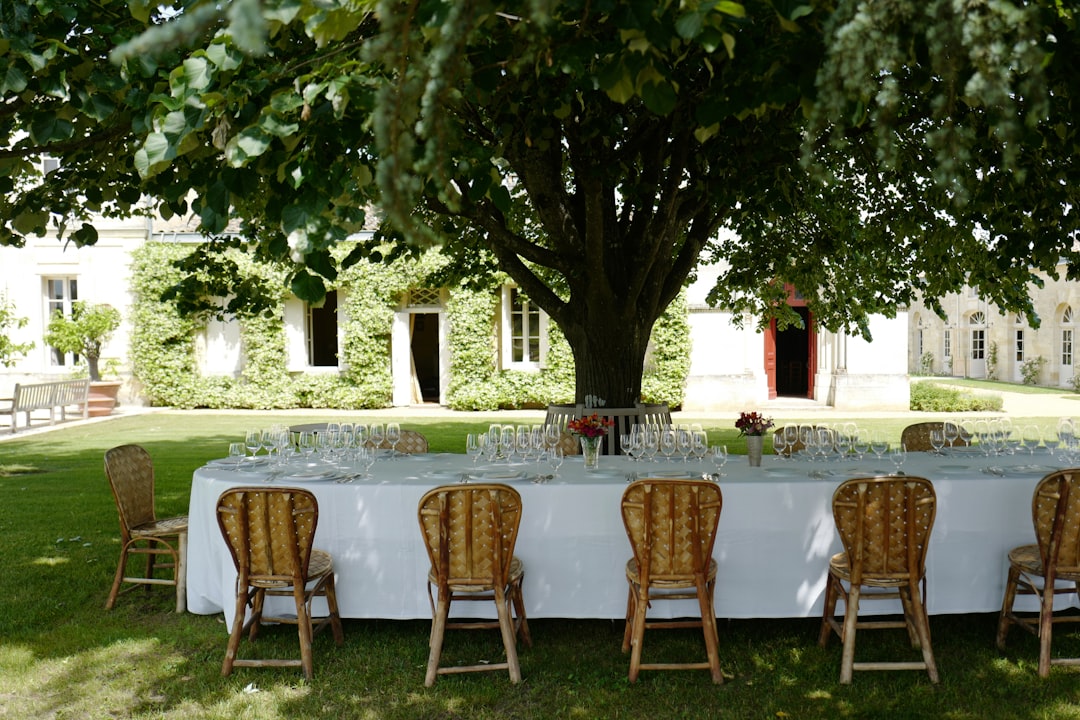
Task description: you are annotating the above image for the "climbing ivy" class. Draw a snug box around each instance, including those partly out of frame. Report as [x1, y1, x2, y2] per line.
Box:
[128, 242, 691, 410]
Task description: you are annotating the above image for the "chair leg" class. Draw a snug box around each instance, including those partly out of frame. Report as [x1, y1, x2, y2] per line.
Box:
[627, 587, 649, 683]
[495, 588, 522, 684]
[323, 576, 345, 646]
[907, 584, 939, 683]
[696, 579, 723, 684]
[996, 565, 1021, 650]
[248, 589, 265, 641]
[621, 582, 635, 653]
[510, 577, 532, 648]
[222, 586, 250, 676]
[897, 585, 921, 648]
[294, 585, 315, 680]
[839, 585, 861, 684]
[818, 572, 839, 647]
[1038, 581, 1056, 678]
[106, 544, 130, 610]
[425, 594, 451, 687]
[175, 531, 188, 613]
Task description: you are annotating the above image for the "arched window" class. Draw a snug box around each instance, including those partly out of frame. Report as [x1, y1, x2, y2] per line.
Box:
[969, 312, 986, 361]
[1063, 306, 1075, 368]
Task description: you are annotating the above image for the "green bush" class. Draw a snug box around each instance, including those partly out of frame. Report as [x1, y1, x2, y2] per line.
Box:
[909, 381, 1004, 412]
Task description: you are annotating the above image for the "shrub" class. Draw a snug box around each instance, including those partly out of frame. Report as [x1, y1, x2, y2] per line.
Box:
[909, 382, 1004, 412]
[1020, 356, 1046, 385]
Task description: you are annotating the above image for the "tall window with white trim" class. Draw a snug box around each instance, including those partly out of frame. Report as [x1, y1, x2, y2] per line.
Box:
[1063, 306, 1075, 368]
[305, 290, 338, 367]
[501, 285, 546, 369]
[44, 276, 78, 367]
[969, 311, 986, 361]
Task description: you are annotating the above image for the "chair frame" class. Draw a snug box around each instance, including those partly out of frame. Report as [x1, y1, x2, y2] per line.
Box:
[417, 483, 532, 686]
[620, 478, 724, 683]
[996, 469, 1080, 677]
[818, 475, 939, 684]
[543, 403, 672, 455]
[900, 421, 969, 453]
[216, 486, 344, 680]
[104, 444, 188, 613]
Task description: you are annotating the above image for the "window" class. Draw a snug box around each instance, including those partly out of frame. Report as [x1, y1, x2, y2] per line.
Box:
[44, 277, 78, 367]
[41, 155, 60, 174]
[1064, 306, 1075, 368]
[501, 285, 546, 368]
[943, 329, 951, 359]
[917, 329, 924, 360]
[1015, 329, 1024, 362]
[305, 290, 338, 367]
[969, 311, 985, 361]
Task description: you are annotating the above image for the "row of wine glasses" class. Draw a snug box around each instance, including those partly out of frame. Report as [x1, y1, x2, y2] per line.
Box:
[620, 424, 709, 463]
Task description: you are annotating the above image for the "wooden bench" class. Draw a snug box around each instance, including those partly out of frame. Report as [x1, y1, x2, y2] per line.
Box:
[0, 378, 91, 434]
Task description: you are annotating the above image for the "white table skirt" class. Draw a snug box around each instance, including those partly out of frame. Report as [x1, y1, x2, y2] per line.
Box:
[186, 448, 1068, 627]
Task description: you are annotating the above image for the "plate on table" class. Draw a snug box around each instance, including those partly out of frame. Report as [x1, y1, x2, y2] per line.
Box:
[762, 467, 802, 478]
[206, 457, 267, 469]
[281, 468, 339, 482]
[935, 465, 974, 474]
[1002, 464, 1058, 477]
[472, 469, 527, 481]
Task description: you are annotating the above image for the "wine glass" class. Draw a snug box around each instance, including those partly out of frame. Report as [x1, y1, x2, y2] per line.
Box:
[659, 429, 677, 463]
[298, 431, 316, 459]
[870, 432, 889, 462]
[466, 433, 482, 465]
[547, 446, 564, 478]
[851, 429, 870, 460]
[943, 421, 960, 449]
[710, 445, 728, 478]
[890, 443, 907, 474]
[369, 423, 385, 454]
[620, 432, 634, 458]
[929, 429, 945, 455]
[1022, 424, 1042, 454]
[676, 429, 693, 463]
[386, 422, 401, 458]
[228, 441, 246, 469]
[356, 446, 376, 479]
[245, 429, 262, 459]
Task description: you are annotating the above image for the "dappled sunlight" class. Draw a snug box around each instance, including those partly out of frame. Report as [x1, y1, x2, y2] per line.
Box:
[32, 556, 70, 566]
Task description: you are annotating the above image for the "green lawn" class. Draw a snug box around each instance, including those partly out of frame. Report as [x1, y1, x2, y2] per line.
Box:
[2, 411, 1080, 719]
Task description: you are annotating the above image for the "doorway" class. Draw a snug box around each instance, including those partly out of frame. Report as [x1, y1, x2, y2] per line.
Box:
[771, 307, 814, 398]
[410, 313, 440, 403]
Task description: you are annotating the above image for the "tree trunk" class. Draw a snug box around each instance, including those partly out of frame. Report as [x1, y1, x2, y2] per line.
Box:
[87, 354, 101, 382]
[560, 300, 653, 408]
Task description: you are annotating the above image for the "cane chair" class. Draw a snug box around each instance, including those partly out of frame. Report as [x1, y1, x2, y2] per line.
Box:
[900, 422, 969, 452]
[556, 431, 582, 456]
[997, 469, 1080, 677]
[621, 478, 724, 683]
[818, 476, 939, 684]
[104, 444, 189, 613]
[216, 487, 344, 680]
[417, 483, 531, 686]
[772, 425, 830, 456]
[371, 428, 429, 454]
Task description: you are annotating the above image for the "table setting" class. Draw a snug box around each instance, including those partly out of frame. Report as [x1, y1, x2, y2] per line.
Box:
[185, 417, 1080, 630]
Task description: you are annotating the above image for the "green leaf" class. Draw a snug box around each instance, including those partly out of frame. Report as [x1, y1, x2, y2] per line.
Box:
[675, 11, 704, 40]
[641, 80, 677, 116]
[0, 65, 27, 94]
[29, 113, 74, 144]
[134, 132, 174, 178]
[290, 269, 325, 303]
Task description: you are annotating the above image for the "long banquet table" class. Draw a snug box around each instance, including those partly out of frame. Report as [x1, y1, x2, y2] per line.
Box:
[186, 446, 1070, 628]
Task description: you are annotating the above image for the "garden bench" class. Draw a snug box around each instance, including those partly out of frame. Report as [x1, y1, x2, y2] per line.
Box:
[0, 378, 91, 434]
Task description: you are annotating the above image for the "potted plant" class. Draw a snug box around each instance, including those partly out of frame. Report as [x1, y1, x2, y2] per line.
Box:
[44, 301, 122, 415]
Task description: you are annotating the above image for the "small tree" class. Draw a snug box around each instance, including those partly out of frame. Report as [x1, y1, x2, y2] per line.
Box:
[0, 292, 34, 368]
[44, 301, 121, 381]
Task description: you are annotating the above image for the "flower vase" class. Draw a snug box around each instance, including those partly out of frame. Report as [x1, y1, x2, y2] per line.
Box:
[746, 435, 764, 467]
[580, 436, 602, 471]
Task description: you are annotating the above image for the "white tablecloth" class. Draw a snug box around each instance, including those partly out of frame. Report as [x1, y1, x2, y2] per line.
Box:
[186, 448, 1065, 626]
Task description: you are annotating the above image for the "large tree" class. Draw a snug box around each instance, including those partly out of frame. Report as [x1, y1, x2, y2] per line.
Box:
[3, 0, 1079, 406]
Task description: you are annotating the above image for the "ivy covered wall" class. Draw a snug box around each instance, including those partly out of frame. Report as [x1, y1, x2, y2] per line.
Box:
[129, 241, 690, 410]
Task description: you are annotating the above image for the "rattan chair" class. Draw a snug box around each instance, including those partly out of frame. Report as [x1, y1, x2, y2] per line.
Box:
[104, 444, 189, 613]
[556, 430, 582, 456]
[371, 428, 429, 454]
[216, 486, 344, 680]
[621, 478, 724, 683]
[417, 483, 531, 686]
[996, 469, 1080, 677]
[818, 476, 939, 684]
[900, 422, 969, 452]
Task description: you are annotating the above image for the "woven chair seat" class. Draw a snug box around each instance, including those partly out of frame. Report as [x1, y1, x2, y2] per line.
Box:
[429, 555, 524, 592]
[827, 552, 914, 587]
[626, 557, 717, 589]
[250, 548, 335, 589]
[1006, 544, 1080, 581]
[131, 515, 189, 538]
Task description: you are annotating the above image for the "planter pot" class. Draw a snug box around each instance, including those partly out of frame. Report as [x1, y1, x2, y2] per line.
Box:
[746, 435, 764, 467]
[88, 381, 122, 417]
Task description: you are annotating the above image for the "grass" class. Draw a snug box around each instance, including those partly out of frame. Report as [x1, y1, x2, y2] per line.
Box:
[920, 377, 1072, 396]
[3, 410, 1080, 718]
